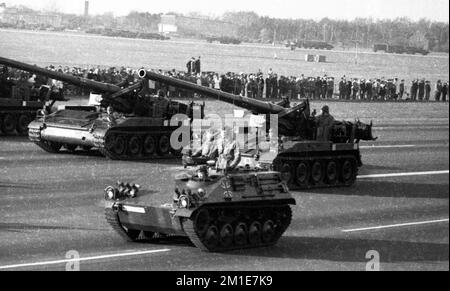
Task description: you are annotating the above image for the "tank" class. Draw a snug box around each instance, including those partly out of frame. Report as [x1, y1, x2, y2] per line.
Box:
[0, 56, 204, 160]
[139, 69, 376, 189]
[0, 65, 50, 135]
[104, 163, 295, 252]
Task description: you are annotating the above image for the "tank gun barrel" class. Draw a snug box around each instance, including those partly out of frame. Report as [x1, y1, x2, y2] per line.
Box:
[138, 69, 286, 114]
[0, 56, 121, 93]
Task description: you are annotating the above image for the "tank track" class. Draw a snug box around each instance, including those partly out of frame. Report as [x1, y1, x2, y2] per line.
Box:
[98, 131, 183, 161]
[181, 205, 292, 252]
[34, 140, 63, 153]
[104, 207, 141, 242]
[274, 154, 359, 190]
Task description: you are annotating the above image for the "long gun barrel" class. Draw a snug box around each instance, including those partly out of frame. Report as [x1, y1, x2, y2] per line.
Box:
[0, 56, 121, 93]
[139, 69, 286, 114]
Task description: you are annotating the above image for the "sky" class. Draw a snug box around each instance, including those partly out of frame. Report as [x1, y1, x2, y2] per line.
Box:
[3, 0, 449, 22]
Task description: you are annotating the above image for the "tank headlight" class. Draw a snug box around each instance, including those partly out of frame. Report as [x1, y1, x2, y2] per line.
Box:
[179, 195, 190, 208]
[197, 188, 206, 197]
[104, 186, 117, 200]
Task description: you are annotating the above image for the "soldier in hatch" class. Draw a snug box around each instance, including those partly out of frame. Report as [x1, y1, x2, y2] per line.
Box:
[192, 130, 219, 160]
[216, 127, 241, 172]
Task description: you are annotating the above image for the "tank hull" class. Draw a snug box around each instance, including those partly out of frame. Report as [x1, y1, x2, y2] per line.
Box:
[269, 141, 361, 190]
[104, 171, 295, 252]
[28, 109, 184, 160]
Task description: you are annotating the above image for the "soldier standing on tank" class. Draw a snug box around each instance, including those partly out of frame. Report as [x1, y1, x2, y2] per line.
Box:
[153, 89, 170, 118]
[312, 105, 335, 141]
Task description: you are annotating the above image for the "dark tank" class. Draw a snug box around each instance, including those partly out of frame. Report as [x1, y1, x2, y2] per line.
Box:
[0, 64, 53, 135]
[138, 70, 376, 190]
[104, 162, 295, 252]
[0, 56, 204, 160]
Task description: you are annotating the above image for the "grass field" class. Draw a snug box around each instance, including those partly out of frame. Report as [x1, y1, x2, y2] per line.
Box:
[0, 28, 448, 86]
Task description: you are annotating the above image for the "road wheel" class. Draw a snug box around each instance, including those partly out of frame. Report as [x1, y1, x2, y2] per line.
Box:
[39, 141, 62, 153]
[16, 114, 30, 135]
[311, 161, 324, 184]
[262, 220, 275, 243]
[82, 146, 92, 151]
[326, 160, 338, 184]
[113, 136, 126, 156]
[143, 231, 155, 240]
[1, 113, 16, 135]
[104, 134, 115, 150]
[157, 135, 171, 156]
[248, 222, 262, 245]
[143, 135, 156, 155]
[234, 223, 248, 246]
[219, 224, 234, 248]
[194, 209, 210, 236]
[64, 144, 77, 152]
[295, 162, 310, 187]
[341, 159, 355, 185]
[280, 163, 293, 185]
[203, 225, 220, 250]
[122, 227, 141, 242]
[128, 136, 142, 157]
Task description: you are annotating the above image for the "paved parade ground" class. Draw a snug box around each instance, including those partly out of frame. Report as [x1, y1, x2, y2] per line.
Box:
[0, 100, 448, 271]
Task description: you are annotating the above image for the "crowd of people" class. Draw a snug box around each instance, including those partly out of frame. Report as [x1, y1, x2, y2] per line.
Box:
[1, 62, 448, 103]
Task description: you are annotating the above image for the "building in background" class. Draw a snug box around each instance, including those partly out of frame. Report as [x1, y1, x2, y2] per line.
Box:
[158, 14, 177, 34]
[158, 14, 238, 37]
[0, 4, 62, 27]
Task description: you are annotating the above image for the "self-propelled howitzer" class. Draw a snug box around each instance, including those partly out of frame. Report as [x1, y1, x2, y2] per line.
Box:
[0, 56, 204, 160]
[139, 69, 376, 189]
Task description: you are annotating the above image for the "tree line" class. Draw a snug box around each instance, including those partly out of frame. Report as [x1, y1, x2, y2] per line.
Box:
[221, 12, 449, 52]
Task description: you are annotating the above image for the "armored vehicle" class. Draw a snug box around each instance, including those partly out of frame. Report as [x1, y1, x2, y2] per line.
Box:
[104, 162, 295, 252]
[206, 36, 242, 45]
[139, 70, 376, 190]
[0, 66, 53, 135]
[373, 43, 429, 55]
[291, 40, 334, 50]
[0, 56, 203, 160]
